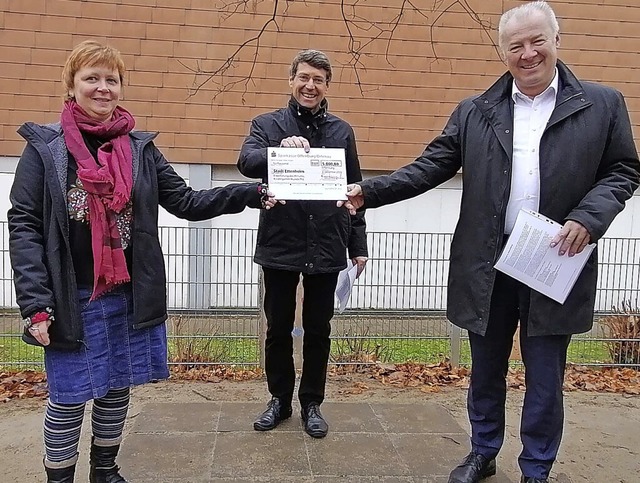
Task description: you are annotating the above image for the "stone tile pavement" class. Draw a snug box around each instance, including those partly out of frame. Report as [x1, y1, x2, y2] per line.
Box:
[118, 401, 513, 482]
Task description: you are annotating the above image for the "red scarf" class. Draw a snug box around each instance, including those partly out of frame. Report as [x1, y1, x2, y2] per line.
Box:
[60, 100, 135, 300]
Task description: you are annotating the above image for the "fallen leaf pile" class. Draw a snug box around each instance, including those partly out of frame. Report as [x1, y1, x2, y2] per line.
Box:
[169, 364, 262, 383]
[2, 363, 639, 401]
[370, 361, 471, 393]
[563, 365, 640, 394]
[333, 361, 640, 396]
[0, 370, 48, 402]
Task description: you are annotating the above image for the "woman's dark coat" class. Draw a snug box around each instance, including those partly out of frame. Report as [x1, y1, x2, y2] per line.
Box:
[361, 62, 640, 336]
[238, 98, 368, 273]
[9, 122, 262, 350]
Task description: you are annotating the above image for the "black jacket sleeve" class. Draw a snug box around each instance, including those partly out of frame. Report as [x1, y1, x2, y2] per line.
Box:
[361, 104, 462, 209]
[152, 144, 263, 220]
[237, 117, 270, 180]
[565, 90, 640, 241]
[8, 144, 55, 318]
[345, 125, 368, 258]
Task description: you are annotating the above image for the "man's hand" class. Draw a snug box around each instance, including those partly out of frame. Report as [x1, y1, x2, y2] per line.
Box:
[550, 220, 591, 257]
[351, 256, 368, 278]
[280, 136, 310, 152]
[337, 184, 364, 215]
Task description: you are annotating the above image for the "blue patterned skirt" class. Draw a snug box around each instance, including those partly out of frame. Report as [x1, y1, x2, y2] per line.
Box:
[44, 283, 169, 404]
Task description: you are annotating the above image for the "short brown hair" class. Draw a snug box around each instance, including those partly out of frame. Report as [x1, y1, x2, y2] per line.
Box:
[62, 40, 126, 99]
[289, 49, 332, 83]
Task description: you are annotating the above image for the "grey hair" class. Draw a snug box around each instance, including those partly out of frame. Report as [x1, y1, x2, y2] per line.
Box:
[289, 49, 332, 83]
[498, 1, 560, 53]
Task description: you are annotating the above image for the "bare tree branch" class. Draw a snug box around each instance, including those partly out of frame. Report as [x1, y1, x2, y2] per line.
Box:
[427, 0, 501, 66]
[180, 0, 499, 100]
[180, 0, 286, 99]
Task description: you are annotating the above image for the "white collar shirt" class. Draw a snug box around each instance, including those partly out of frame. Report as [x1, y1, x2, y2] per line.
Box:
[504, 69, 559, 234]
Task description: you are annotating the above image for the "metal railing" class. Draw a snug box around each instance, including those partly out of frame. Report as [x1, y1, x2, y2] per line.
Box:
[0, 223, 638, 369]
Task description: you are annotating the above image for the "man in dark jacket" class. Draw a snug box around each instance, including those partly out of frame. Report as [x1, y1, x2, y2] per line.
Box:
[342, 2, 639, 482]
[238, 49, 368, 438]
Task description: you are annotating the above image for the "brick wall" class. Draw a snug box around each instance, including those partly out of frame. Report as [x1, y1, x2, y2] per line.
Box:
[0, 0, 638, 170]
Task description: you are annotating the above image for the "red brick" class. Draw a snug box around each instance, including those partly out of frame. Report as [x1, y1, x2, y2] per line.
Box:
[111, 21, 146, 38]
[146, 23, 181, 41]
[34, 32, 74, 50]
[4, 12, 42, 30]
[80, 1, 118, 20]
[8, 0, 46, 14]
[116, 4, 153, 23]
[152, 7, 186, 25]
[44, 0, 79, 18]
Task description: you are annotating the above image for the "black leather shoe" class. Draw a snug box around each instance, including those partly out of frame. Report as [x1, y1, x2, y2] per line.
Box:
[301, 402, 328, 438]
[448, 451, 497, 483]
[521, 477, 549, 483]
[253, 397, 292, 431]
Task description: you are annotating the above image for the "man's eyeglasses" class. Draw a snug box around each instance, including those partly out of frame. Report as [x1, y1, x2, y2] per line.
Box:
[294, 74, 327, 86]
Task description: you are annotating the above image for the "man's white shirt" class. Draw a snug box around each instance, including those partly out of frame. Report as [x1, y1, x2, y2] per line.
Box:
[504, 69, 559, 234]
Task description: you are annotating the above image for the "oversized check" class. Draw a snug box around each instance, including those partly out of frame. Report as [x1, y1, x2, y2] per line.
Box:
[267, 147, 347, 200]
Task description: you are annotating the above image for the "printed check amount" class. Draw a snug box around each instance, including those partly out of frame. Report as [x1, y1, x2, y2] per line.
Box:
[267, 147, 347, 200]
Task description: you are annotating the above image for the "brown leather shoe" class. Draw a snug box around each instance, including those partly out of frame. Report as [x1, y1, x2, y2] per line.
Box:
[253, 397, 292, 431]
[448, 451, 497, 483]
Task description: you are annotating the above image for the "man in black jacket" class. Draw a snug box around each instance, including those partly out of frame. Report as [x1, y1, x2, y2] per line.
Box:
[238, 49, 368, 438]
[341, 2, 639, 482]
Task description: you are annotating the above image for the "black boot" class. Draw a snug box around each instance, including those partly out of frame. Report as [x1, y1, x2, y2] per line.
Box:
[89, 438, 128, 483]
[45, 464, 76, 483]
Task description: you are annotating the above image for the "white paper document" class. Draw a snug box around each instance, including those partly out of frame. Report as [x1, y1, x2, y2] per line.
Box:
[267, 147, 347, 200]
[335, 262, 359, 314]
[494, 209, 595, 304]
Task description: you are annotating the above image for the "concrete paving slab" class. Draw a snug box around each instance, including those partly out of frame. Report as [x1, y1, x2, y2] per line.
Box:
[315, 478, 415, 482]
[307, 432, 410, 477]
[371, 402, 466, 434]
[211, 431, 309, 478]
[389, 433, 470, 476]
[317, 402, 386, 432]
[123, 432, 217, 480]
[118, 401, 518, 482]
[133, 401, 221, 432]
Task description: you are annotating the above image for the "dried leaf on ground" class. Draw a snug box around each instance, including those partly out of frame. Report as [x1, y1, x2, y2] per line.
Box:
[362, 362, 640, 396]
[170, 365, 262, 382]
[2, 364, 639, 400]
[371, 361, 470, 388]
[0, 370, 48, 402]
[563, 365, 640, 395]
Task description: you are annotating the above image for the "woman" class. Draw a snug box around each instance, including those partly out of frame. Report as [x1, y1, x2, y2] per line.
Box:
[8, 40, 274, 483]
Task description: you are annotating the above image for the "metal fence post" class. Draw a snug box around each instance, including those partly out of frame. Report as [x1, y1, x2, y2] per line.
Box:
[293, 276, 304, 371]
[450, 324, 461, 367]
[258, 269, 266, 370]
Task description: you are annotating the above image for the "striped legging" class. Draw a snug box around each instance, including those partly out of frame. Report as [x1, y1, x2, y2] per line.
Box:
[43, 387, 130, 467]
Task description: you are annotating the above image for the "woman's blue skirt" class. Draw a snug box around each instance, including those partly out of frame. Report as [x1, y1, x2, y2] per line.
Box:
[44, 283, 169, 404]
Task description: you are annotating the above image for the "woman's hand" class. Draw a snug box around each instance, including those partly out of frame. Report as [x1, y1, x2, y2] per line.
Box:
[258, 184, 285, 210]
[28, 320, 51, 346]
[263, 191, 285, 210]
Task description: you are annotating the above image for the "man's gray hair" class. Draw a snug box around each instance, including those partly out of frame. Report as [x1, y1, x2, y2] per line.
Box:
[289, 49, 332, 83]
[498, 1, 560, 53]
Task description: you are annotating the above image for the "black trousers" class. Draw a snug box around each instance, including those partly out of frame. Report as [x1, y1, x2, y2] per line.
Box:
[262, 267, 339, 408]
[468, 271, 571, 480]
